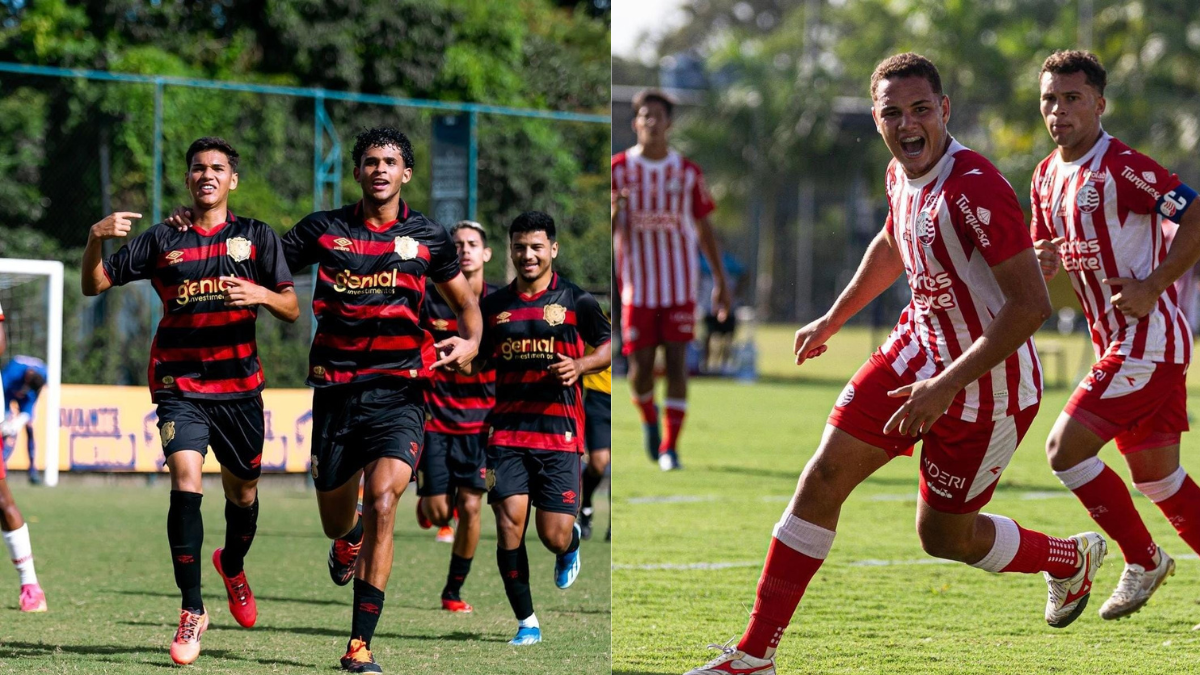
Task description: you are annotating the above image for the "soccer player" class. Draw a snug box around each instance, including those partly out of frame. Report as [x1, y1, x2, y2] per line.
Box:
[684, 53, 1105, 675]
[472, 211, 611, 645]
[1031, 50, 1200, 620]
[0, 309, 47, 613]
[579, 358, 611, 541]
[612, 88, 730, 470]
[415, 219, 498, 613]
[1, 355, 47, 484]
[280, 127, 481, 674]
[81, 137, 298, 665]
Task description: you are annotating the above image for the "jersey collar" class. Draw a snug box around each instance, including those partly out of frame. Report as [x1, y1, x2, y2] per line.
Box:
[191, 209, 236, 237]
[515, 272, 558, 301]
[353, 200, 409, 232]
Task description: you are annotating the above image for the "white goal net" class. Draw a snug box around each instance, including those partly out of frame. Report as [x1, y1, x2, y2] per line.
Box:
[0, 259, 63, 487]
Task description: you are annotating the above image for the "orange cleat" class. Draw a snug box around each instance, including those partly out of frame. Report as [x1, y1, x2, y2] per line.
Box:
[169, 608, 209, 665]
[416, 498, 432, 530]
[212, 548, 257, 628]
[441, 598, 473, 613]
[435, 525, 455, 543]
[18, 583, 46, 612]
[340, 638, 383, 673]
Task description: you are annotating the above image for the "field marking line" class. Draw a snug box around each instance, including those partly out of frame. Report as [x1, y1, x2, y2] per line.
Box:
[614, 553, 1199, 571]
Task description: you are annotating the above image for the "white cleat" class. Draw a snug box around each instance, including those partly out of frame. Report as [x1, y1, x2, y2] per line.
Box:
[682, 641, 775, 675]
[659, 450, 681, 471]
[1044, 531, 1107, 628]
[1099, 548, 1175, 620]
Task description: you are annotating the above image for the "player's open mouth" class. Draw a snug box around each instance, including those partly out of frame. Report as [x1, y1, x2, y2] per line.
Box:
[900, 135, 925, 158]
[198, 184, 216, 194]
[371, 180, 389, 190]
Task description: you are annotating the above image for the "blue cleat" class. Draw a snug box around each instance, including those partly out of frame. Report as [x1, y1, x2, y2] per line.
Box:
[510, 626, 542, 645]
[643, 420, 661, 463]
[555, 523, 582, 589]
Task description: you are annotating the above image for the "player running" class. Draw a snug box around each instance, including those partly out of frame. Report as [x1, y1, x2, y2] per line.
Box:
[579, 358, 611, 541]
[1, 355, 47, 484]
[81, 137, 298, 665]
[415, 219, 498, 613]
[684, 53, 1105, 675]
[1031, 50, 1200, 621]
[282, 127, 481, 674]
[612, 89, 730, 470]
[0, 309, 47, 613]
[468, 211, 611, 645]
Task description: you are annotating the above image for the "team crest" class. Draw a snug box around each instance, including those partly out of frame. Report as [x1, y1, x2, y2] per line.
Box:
[394, 236, 419, 260]
[310, 455, 319, 479]
[1076, 185, 1101, 213]
[165, 250, 185, 265]
[312, 365, 326, 377]
[915, 210, 936, 246]
[431, 319, 449, 331]
[485, 469, 496, 491]
[161, 376, 175, 386]
[333, 237, 352, 252]
[543, 303, 567, 326]
[495, 311, 512, 325]
[160, 421, 175, 447]
[226, 236, 252, 262]
[835, 384, 855, 408]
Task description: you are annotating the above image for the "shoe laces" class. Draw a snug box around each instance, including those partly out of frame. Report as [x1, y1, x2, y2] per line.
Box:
[701, 637, 739, 667]
[1110, 564, 1149, 603]
[176, 611, 202, 642]
[229, 574, 250, 604]
[334, 538, 361, 565]
[345, 639, 373, 663]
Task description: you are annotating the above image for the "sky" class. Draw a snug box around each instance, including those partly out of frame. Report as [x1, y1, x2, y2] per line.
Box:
[612, 0, 690, 62]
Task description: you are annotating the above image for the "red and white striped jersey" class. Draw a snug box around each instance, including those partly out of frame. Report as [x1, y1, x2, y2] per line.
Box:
[882, 139, 1043, 423]
[1031, 133, 1192, 364]
[611, 147, 715, 308]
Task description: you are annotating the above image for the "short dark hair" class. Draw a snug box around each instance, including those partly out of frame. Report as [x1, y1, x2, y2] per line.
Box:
[352, 126, 415, 170]
[451, 220, 488, 245]
[1041, 50, 1107, 95]
[509, 211, 556, 240]
[632, 88, 675, 118]
[870, 53, 943, 102]
[185, 137, 239, 172]
[25, 371, 45, 393]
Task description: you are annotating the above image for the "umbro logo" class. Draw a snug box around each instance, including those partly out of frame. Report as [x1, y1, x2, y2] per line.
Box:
[166, 250, 185, 265]
[333, 237, 352, 252]
[358, 602, 381, 615]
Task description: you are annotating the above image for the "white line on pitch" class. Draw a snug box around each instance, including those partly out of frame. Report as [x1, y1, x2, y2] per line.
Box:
[625, 495, 715, 504]
[614, 554, 1199, 571]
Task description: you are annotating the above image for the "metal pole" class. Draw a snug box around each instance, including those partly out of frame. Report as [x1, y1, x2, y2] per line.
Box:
[153, 78, 163, 225]
[313, 92, 324, 211]
[468, 110, 478, 219]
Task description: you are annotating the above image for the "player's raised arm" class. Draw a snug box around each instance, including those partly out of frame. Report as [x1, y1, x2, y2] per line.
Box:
[81, 211, 142, 295]
[432, 272, 482, 372]
[795, 228, 904, 365]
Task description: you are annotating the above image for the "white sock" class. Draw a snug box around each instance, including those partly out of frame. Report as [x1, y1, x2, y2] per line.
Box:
[3, 524, 37, 585]
[518, 612, 539, 629]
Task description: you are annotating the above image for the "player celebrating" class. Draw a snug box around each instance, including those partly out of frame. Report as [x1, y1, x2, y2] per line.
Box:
[472, 211, 611, 645]
[612, 89, 730, 470]
[0, 310, 47, 613]
[415, 219, 497, 613]
[281, 127, 481, 674]
[1, 355, 47, 484]
[81, 137, 298, 665]
[1031, 50, 1200, 620]
[579, 358, 611, 541]
[684, 54, 1105, 675]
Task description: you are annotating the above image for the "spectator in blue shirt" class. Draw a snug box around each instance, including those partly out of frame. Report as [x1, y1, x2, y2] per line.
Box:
[2, 356, 47, 485]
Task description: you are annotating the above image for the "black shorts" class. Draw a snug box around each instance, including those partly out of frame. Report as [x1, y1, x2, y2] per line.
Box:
[310, 380, 425, 492]
[417, 431, 487, 496]
[584, 390, 611, 452]
[156, 395, 264, 481]
[704, 312, 737, 336]
[486, 445, 582, 515]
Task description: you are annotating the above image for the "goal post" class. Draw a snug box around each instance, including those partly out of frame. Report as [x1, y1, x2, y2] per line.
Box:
[0, 258, 63, 487]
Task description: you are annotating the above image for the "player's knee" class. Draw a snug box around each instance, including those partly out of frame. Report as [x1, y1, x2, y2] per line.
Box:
[365, 492, 399, 520]
[1045, 433, 1073, 471]
[538, 528, 570, 554]
[426, 500, 452, 526]
[916, 527, 972, 562]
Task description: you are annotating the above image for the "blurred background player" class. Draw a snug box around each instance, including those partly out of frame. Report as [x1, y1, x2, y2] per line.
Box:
[415, 220, 498, 613]
[281, 127, 481, 674]
[685, 54, 1105, 675]
[1031, 50, 1200, 621]
[0, 305, 47, 613]
[82, 137, 298, 665]
[612, 88, 730, 470]
[1, 355, 47, 485]
[579, 353, 611, 541]
[473, 211, 611, 645]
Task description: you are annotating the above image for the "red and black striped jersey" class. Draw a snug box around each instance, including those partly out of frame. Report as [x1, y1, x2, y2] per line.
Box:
[480, 273, 612, 453]
[101, 213, 294, 401]
[283, 201, 460, 388]
[421, 279, 498, 435]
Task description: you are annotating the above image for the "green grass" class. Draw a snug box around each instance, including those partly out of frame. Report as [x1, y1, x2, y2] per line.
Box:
[0, 482, 609, 674]
[613, 326, 1200, 675]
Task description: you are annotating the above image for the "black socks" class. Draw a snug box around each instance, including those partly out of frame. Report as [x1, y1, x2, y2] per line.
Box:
[220, 497, 259, 577]
[497, 544, 534, 621]
[168, 490, 204, 612]
[582, 467, 603, 511]
[442, 554, 473, 600]
[351, 578, 386, 647]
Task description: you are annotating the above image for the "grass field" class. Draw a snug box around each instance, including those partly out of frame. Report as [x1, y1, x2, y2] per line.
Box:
[613, 326, 1200, 675]
[0, 480, 609, 674]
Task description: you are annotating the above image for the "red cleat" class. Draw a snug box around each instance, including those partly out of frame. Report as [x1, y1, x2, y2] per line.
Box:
[441, 598, 473, 613]
[169, 608, 209, 665]
[416, 498, 433, 529]
[212, 548, 257, 628]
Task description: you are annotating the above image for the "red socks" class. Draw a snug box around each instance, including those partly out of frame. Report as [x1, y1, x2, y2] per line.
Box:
[1138, 469, 1200, 556]
[633, 392, 658, 426]
[973, 514, 1078, 578]
[661, 399, 686, 454]
[1057, 460, 1156, 568]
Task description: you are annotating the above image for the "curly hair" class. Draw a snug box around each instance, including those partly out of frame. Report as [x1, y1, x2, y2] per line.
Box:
[186, 137, 240, 172]
[509, 211, 556, 240]
[1041, 50, 1107, 95]
[352, 126, 415, 170]
[870, 53, 943, 102]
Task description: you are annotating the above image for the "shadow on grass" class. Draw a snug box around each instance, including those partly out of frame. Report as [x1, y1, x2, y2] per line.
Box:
[0, 641, 311, 668]
[108, 589, 344, 607]
[252, 529, 499, 542]
[117, 620, 510, 643]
